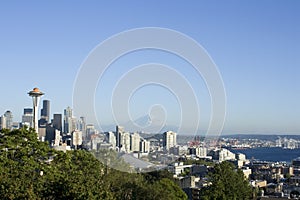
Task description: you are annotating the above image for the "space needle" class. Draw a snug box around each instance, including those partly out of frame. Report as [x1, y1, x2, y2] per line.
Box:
[28, 87, 44, 137]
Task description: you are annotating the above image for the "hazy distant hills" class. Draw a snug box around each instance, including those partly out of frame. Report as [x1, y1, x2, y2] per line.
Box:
[139, 134, 300, 146]
[222, 134, 300, 141]
[97, 118, 300, 143]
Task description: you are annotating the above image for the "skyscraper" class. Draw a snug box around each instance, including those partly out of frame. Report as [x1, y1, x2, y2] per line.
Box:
[22, 108, 33, 127]
[71, 117, 77, 132]
[163, 131, 177, 151]
[52, 114, 62, 132]
[140, 139, 150, 153]
[116, 125, 124, 150]
[121, 132, 130, 153]
[86, 124, 96, 139]
[4, 110, 13, 130]
[130, 132, 141, 152]
[78, 116, 86, 140]
[106, 131, 116, 149]
[64, 106, 73, 133]
[41, 100, 50, 122]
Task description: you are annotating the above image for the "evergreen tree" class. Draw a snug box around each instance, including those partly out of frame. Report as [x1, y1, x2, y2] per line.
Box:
[200, 161, 253, 200]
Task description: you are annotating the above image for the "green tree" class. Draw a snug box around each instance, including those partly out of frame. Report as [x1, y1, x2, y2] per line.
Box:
[48, 150, 113, 199]
[183, 158, 215, 166]
[0, 127, 113, 199]
[200, 161, 253, 200]
[142, 169, 174, 183]
[142, 170, 188, 200]
[0, 127, 54, 199]
[0, 128, 188, 200]
[152, 178, 188, 200]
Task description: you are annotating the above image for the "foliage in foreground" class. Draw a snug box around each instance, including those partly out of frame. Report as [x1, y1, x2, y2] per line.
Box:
[0, 128, 187, 200]
[200, 161, 254, 200]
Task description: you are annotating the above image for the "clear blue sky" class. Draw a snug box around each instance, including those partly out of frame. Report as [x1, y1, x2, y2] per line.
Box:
[0, 1, 299, 134]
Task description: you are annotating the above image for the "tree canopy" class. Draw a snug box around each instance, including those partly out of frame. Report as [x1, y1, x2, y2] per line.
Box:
[0, 127, 187, 200]
[200, 161, 253, 200]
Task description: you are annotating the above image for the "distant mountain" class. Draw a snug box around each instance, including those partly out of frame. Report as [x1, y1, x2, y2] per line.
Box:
[132, 114, 152, 127]
[122, 114, 179, 134]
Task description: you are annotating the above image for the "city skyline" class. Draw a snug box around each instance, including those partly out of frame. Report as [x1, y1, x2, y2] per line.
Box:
[0, 1, 299, 134]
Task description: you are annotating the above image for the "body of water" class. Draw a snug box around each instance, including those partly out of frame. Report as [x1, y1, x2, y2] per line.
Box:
[230, 147, 300, 163]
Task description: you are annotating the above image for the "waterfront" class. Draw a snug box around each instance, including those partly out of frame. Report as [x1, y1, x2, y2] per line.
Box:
[230, 147, 300, 163]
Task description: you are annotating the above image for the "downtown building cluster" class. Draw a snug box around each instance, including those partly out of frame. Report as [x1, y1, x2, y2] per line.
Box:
[0, 101, 84, 151]
[0, 95, 179, 156]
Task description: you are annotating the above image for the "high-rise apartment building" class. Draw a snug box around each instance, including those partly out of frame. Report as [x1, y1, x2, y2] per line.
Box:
[121, 132, 130, 153]
[163, 131, 177, 150]
[140, 139, 150, 153]
[106, 131, 116, 149]
[130, 132, 140, 152]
